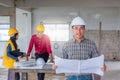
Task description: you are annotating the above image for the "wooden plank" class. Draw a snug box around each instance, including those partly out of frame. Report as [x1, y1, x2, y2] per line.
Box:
[21, 73, 28, 80]
[9, 69, 15, 80]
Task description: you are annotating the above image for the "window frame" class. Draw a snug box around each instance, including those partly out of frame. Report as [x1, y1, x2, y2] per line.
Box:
[44, 23, 69, 41]
[0, 16, 10, 42]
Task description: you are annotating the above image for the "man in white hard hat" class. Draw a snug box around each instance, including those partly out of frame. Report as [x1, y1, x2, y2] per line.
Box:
[53, 16, 106, 80]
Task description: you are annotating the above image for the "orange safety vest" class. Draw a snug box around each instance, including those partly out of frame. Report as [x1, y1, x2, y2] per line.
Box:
[2, 40, 16, 69]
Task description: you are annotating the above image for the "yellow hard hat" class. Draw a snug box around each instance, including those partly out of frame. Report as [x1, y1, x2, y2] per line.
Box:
[35, 24, 45, 32]
[8, 27, 18, 36]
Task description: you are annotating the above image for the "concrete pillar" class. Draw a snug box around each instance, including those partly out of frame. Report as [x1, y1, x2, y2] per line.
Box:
[10, 7, 16, 27]
[9, 0, 16, 27]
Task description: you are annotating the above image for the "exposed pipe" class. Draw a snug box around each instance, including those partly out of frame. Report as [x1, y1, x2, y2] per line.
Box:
[99, 21, 102, 55]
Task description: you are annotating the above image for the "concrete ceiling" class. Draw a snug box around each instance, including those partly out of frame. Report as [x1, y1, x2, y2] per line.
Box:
[16, 0, 120, 8]
[0, 0, 120, 8]
[0, 0, 13, 7]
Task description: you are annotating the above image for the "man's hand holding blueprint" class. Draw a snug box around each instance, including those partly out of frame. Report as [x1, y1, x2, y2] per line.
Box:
[54, 55, 105, 76]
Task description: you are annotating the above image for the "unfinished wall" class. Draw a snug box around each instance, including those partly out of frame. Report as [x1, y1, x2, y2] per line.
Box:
[86, 30, 120, 60]
[0, 7, 120, 61]
[32, 7, 120, 60]
[16, 8, 32, 52]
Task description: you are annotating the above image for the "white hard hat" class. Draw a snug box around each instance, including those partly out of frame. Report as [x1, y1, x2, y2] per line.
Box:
[71, 16, 85, 27]
[36, 58, 45, 67]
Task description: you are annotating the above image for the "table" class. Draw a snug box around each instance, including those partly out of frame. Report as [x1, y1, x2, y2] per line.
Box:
[9, 64, 55, 80]
[9, 64, 100, 80]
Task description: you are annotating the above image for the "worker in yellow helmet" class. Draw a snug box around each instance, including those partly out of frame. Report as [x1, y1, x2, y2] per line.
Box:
[2, 27, 26, 80]
[35, 24, 45, 32]
[26, 24, 54, 80]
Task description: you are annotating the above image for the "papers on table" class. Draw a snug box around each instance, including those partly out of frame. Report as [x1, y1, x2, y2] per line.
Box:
[14, 60, 36, 67]
[55, 55, 104, 76]
[14, 61, 53, 69]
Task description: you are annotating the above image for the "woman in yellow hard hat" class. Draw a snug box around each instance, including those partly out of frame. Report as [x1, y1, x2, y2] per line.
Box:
[26, 24, 54, 80]
[2, 27, 25, 80]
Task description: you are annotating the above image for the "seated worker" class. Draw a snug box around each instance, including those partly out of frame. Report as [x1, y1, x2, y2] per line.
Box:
[26, 24, 54, 80]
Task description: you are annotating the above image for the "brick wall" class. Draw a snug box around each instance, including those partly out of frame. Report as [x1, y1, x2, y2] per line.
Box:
[85, 30, 120, 61]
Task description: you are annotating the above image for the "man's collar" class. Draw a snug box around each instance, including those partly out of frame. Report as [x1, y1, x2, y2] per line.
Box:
[73, 37, 85, 43]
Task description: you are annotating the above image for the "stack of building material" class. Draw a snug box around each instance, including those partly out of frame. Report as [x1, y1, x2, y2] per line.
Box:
[14, 60, 36, 67]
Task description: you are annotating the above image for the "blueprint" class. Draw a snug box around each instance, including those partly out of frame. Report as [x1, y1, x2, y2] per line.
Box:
[55, 55, 104, 76]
